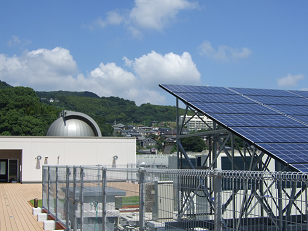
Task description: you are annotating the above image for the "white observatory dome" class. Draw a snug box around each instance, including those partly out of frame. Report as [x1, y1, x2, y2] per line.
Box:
[46, 110, 102, 137]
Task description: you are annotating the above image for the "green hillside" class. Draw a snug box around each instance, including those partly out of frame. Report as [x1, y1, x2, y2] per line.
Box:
[36, 90, 99, 98]
[0, 80, 13, 89]
[0, 86, 60, 136]
[0, 81, 192, 136]
[36, 90, 191, 127]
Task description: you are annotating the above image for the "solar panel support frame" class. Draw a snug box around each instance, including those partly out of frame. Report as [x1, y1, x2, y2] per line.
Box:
[161, 83, 308, 230]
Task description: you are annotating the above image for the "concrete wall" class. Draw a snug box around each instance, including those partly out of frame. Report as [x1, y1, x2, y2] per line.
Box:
[0, 136, 136, 183]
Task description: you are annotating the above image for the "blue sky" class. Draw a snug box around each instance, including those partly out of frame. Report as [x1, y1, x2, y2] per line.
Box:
[1, 0, 308, 106]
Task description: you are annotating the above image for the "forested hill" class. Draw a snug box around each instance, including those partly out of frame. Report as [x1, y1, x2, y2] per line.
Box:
[0, 81, 191, 136]
[0, 80, 13, 89]
[36, 90, 100, 98]
[0, 86, 60, 136]
[37, 90, 190, 127]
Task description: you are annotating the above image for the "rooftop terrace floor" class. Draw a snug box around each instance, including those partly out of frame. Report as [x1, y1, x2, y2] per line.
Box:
[0, 183, 44, 231]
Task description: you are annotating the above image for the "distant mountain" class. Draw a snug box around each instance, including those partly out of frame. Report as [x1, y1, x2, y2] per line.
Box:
[36, 90, 100, 98]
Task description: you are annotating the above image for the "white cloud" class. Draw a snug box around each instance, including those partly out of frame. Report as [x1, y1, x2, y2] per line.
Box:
[7, 35, 31, 47]
[129, 0, 198, 31]
[129, 50, 201, 87]
[7, 36, 21, 46]
[198, 40, 252, 61]
[0, 48, 201, 105]
[86, 11, 126, 30]
[0, 47, 78, 89]
[106, 11, 125, 25]
[88, 0, 198, 36]
[127, 26, 143, 39]
[277, 74, 304, 87]
[88, 50, 201, 104]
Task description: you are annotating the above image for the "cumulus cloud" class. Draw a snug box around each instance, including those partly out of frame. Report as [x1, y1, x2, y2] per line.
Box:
[0, 48, 201, 105]
[277, 74, 304, 87]
[87, 0, 198, 36]
[0, 47, 78, 89]
[198, 40, 252, 61]
[125, 50, 201, 87]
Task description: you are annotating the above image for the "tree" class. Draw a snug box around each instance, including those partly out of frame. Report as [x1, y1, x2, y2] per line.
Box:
[0, 87, 60, 136]
[181, 136, 206, 152]
[170, 136, 206, 153]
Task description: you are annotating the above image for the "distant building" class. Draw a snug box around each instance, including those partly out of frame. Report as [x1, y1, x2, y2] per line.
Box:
[179, 115, 213, 131]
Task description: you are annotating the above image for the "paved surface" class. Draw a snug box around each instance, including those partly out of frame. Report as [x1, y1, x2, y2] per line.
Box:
[0, 183, 44, 231]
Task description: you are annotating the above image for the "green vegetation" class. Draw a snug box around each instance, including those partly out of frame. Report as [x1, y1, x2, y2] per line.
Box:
[29, 199, 42, 207]
[226, 136, 244, 149]
[0, 86, 61, 136]
[38, 90, 191, 127]
[0, 80, 13, 89]
[36, 90, 100, 99]
[36, 89, 193, 136]
[171, 136, 206, 153]
[0, 81, 191, 136]
[122, 196, 139, 205]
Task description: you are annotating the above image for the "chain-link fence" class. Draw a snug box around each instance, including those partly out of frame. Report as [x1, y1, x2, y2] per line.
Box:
[42, 166, 308, 231]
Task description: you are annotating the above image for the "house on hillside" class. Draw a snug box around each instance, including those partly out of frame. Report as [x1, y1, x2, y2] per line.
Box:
[138, 138, 157, 148]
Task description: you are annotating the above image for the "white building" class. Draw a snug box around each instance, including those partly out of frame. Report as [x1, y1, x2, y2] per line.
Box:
[0, 111, 136, 183]
[179, 115, 213, 131]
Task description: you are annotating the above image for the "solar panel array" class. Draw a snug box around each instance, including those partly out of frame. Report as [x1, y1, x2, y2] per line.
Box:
[160, 84, 308, 172]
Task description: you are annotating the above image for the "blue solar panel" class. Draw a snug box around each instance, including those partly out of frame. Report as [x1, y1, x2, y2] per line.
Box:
[291, 116, 308, 125]
[176, 93, 255, 104]
[161, 84, 235, 94]
[268, 105, 308, 115]
[248, 95, 308, 106]
[257, 143, 308, 164]
[193, 103, 280, 115]
[208, 114, 306, 128]
[160, 84, 308, 172]
[230, 127, 308, 143]
[230, 87, 297, 97]
[290, 164, 308, 172]
[289, 90, 308, 98]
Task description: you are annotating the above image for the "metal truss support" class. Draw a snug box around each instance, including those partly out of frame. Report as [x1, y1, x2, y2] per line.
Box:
[174, 98, 308, 230]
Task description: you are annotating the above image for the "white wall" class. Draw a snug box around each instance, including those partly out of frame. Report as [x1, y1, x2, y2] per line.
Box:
[0, 136, 136, 183]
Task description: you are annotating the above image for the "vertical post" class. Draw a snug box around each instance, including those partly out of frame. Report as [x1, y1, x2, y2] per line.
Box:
[48, 166, 50, 215]
[277, 164, 283, 231]
[306, 182, 308, 231]
[42, 166, 45, 209]
[139, 168, 146, 231]
[212, 122, 217, 169]
[55, 166, 58, 221]
[214, 168, 222, 231]
[73, 166, 77, 231]
[80, 167, 84, 231]
[176, 98, 181, 220]
[176, 98, 179, 169]
[65, 166, 70, 230]
[231, 134, 236, 229]
[102, 167, 107, 231]
[97, 165, 101, 187]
